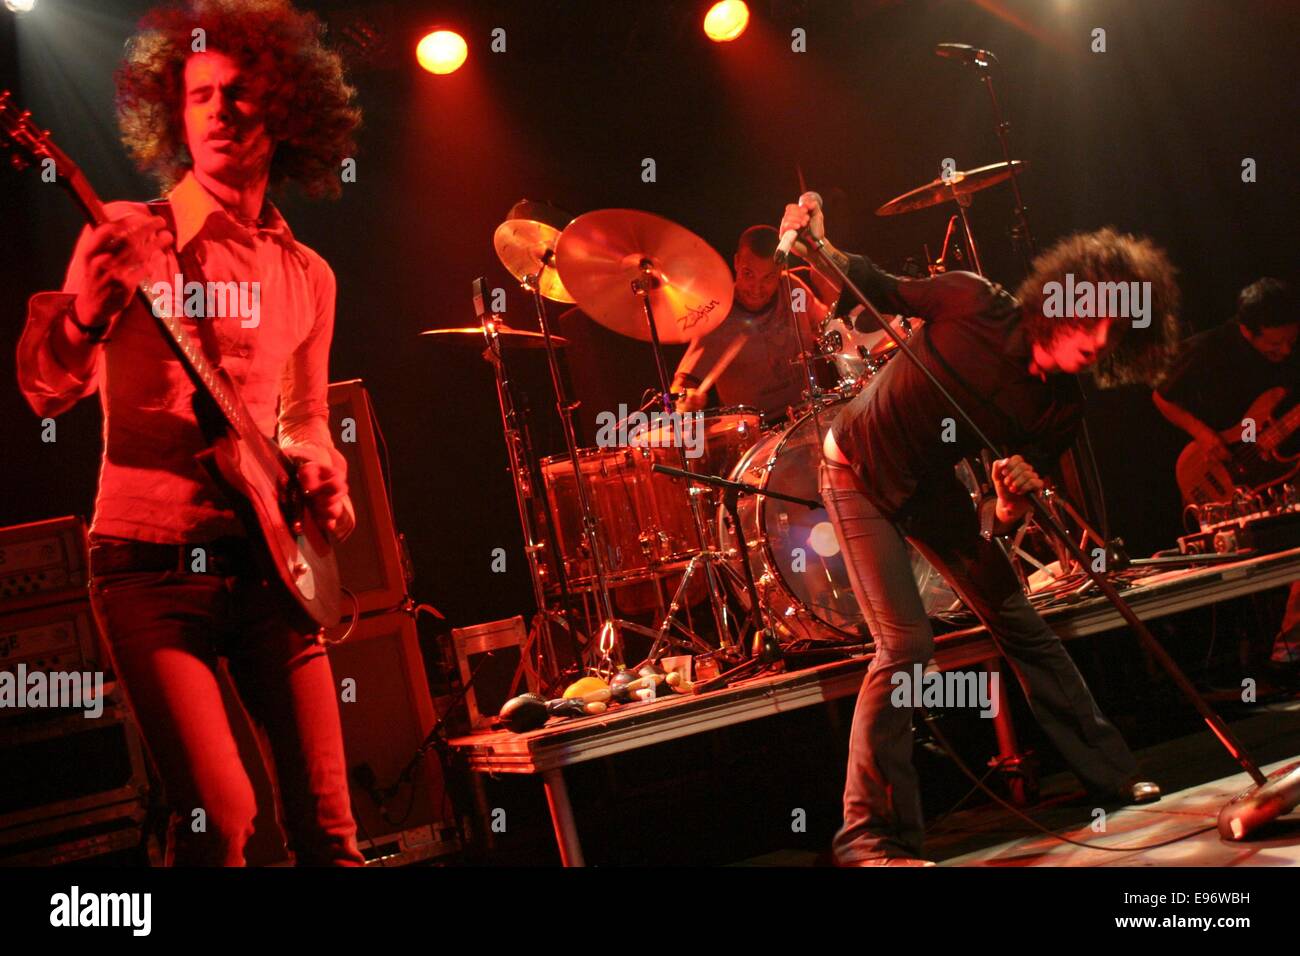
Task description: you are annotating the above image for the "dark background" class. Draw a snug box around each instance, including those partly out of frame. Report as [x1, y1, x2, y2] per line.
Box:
[2, 0, 1297, 632]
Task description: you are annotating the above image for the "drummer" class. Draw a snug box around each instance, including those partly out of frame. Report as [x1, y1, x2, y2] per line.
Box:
[672, 225, 827, 420]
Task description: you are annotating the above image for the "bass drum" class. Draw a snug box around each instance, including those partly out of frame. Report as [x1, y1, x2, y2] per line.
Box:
[719, 400, 957, 644]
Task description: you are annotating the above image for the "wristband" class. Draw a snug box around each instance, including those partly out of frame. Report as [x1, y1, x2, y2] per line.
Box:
[65, 298, 111, 344]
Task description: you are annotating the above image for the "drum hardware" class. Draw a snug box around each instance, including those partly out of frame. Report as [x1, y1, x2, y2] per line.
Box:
[493, 200, 625, 676]
[556, 209, 744, 656]
[959, 448, 1112, 601]
[794, 218, 1287, 839]
[815, 307, 916, 389]
[875, 160, 1028, 280]
[935, 47, 1038, 271]
[927, 215, 963, 275]
[459, 277, 583, 693]
[649, 463, 819, 688]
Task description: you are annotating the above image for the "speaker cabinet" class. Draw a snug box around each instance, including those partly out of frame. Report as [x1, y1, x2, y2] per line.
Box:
[327, 379, 408, 616]
[326, 611, 455, 860]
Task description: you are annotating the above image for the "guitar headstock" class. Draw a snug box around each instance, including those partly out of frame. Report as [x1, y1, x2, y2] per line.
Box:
[0, 89, 77, 180]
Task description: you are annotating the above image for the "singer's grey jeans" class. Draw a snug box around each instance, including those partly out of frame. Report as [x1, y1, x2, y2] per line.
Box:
[817, 458, 1138, 862]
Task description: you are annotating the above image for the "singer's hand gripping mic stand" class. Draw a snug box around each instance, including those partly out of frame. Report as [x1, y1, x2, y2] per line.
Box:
[797, 229, 1300, 841]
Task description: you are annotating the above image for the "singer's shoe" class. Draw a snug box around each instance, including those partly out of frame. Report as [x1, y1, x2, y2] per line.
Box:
[840, 855, 937, 867]
[1126, 780, 1162, 805]
[1082, 779, 1162, 807]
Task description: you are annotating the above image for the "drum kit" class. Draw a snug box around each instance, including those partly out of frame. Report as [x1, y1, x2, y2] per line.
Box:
[423, 161, 1028, 689]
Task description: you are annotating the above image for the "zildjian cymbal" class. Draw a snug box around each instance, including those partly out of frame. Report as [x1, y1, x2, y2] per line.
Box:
[875, 160, 1028, 217]
[493, 199, 576, 304]
[553, 209, 733, 344]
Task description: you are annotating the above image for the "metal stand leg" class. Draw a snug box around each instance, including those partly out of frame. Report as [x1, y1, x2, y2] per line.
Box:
[984, 658, 1035, 806]
[542, 768, 585, 867]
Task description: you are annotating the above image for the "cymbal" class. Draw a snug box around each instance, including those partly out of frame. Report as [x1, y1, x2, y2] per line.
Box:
[875, 160, 1027, 217]
[493, 199, 576, 303]
[420, 325, 567, 349]
[554, 209, 733, 344]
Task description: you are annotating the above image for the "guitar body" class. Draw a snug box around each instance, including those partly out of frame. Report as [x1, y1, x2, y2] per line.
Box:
[193, 373, 341, 629]
[1177, 387, 1300, 505]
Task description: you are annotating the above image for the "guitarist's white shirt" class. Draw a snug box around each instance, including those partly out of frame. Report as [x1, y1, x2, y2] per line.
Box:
[17, 171, 354, 545]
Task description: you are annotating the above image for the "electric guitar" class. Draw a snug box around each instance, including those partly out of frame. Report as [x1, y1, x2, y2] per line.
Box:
[1176, 386, 1300, 505]
[1, 91, 341, 628]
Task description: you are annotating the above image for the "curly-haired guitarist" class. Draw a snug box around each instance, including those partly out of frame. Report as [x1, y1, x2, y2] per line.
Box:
[17, 0, 363, 865]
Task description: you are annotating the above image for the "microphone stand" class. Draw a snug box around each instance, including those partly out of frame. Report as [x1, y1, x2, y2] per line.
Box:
[964, 55, 1035, 272]
[797, 230, 1292, 827]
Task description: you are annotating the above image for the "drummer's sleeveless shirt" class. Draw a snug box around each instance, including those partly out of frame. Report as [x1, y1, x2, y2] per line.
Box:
[676, 276, 819, 419]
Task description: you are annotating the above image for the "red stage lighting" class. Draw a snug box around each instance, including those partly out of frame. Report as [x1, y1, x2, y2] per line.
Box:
[703, 1, 749, 43]
[416, 30, 468, 75]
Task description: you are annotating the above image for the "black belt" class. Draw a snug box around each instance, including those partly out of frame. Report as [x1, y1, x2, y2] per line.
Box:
[88, 535, 256, 577]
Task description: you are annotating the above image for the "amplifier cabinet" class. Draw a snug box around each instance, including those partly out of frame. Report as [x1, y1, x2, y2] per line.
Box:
[326, 610, 455, 855]
[0, 517, 89, 614]
[327, 379, 408, 616]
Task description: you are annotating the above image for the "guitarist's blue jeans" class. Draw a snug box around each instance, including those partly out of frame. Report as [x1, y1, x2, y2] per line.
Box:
[88, 536, 365, 866]
[817, 459, 1140, 863]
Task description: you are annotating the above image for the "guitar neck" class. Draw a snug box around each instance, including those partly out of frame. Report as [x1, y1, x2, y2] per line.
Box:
[1269, 398, 1300, 444]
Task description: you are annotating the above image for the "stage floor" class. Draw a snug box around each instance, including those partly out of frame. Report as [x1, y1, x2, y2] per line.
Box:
[740, 699, 1300, 867]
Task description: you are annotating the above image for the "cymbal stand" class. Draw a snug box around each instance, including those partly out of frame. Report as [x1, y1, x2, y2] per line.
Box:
[521, 259, 622, 676]
[951, 188, 984, 277]
[631, 259, 739, 655]
[475, 287, 583, 691]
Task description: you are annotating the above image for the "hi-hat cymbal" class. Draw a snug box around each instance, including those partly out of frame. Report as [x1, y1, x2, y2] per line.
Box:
[875, 160, 1027, 217]
[420, 325, 567, 349]
[493, 199, 576, 303]
[554, 209, 733, 343]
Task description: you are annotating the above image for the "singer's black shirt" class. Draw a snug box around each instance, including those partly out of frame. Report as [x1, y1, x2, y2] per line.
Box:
[830, 255, 1084, 519]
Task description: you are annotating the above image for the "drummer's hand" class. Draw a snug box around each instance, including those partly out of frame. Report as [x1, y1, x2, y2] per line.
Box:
[675, 387, 707, 413]
[779, 192, 826, 259]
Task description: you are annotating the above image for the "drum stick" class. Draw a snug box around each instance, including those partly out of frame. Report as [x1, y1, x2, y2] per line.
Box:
[682, 337, 704, 367]
[696, 336, 747, 395]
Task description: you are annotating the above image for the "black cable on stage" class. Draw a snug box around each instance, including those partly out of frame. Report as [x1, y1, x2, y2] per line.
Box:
[920, 709, 1217, 853]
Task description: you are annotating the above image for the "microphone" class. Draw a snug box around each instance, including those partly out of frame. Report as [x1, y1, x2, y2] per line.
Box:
[934, 42, 998, 67]
[776, 190, 823, 262]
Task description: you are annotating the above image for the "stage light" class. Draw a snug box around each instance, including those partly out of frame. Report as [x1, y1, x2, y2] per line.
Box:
[416, 29, 467, 75]
[4, 0, 39, 13]
[703, 1, 749, 43]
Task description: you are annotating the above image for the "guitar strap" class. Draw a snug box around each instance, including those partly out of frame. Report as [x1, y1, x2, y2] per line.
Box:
[146, 198, 225, 371]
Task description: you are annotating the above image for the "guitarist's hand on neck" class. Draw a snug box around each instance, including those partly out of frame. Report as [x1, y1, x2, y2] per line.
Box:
[51, 213, 174, 375]
[183, 51, 274, 222]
